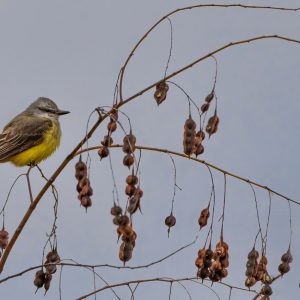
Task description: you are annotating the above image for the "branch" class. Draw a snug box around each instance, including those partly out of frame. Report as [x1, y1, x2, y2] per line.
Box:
[1, 33, 300, 273]
[118, 3, 300, 101]
[0, 238, 196, 284]
[76, 276, 258, 300]
[77, 145, 300, 206]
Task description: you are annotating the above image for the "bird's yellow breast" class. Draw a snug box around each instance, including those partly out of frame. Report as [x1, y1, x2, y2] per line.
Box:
[10, 122, 61, 167]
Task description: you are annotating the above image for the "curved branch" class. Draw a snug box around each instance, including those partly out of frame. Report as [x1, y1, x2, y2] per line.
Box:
[118, 3, 300, 101]
[1, 33, 300, 273]
[76, 145, 300, 207]
[0, 238, 196, 284]
[76, 276, 258, 300]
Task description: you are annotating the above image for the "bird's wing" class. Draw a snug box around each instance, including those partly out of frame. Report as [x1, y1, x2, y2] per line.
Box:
[0, 116, 53, 161]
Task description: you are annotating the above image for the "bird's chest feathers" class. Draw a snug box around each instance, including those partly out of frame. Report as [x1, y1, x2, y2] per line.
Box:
[11, 121, 61, 166]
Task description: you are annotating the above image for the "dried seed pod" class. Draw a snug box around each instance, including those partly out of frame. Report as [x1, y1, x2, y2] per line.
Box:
[201, 103, 209, 113]
[45, 264, 57, 275]
[125, 184, 136, 197]
[0, 229, 9, 250]
[198, 267, 210, 279]
[281, 249, 293, 263]
[165, 214, 176, 228]
[206, 113, 219, 137]
[261, 284, 272, 296]
[118, 215, 130, 226]
[75, 159, 87, 180]
[278, 262, 290, 275]
[248, 248, 259, 260]
[110, 106, 119, 122]
[126, 174, 138, 186]
[101, 135, 113, 147]
[98, 146, 109, 159]
[195, 257, 204, 268]
[111, 204, 122, 216]
[113, 215, 123, 226]
[184, 116, 196, 130]
[205, 248, 214, 259]
[107, 121, 117, 133]
[183, 144, 194, 156]
[127, 195, 141, 215]
[183, 116, 196, 156]
[46, 250, 60, 263]
[245, 276, 256, 288]
[156, 81, 169, 92]
[80, 196, 92, 209]
[219, 268, 228, 278]
[198, 207, 210, 229]
[216, 241, 228, 258]
[197, 130, 205, 141]
[122, 132, 136, 154]
[119, 242, 133, 263]
[262, 273, 273, 284]
[205, 91, 214, 103]
[135, 187, 143, 198]
[154, 82, 169, 105]
[220, 255, 229, 268]
[194, 141, 204, 157]
[154, 90, 167, 105]
[198, 248, 206, 258]
[34, 270, 46, 289]
[44, 273, 52, 292]
[123, 154, 134, 168]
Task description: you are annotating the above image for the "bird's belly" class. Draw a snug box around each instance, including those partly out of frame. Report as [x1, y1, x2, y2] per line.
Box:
[10, 126, 61, 166]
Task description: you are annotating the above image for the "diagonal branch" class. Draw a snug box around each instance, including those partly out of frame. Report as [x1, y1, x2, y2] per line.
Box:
[1, 33, 300, 273]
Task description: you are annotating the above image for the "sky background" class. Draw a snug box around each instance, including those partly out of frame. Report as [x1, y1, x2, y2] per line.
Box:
[0, 1, 299, 299]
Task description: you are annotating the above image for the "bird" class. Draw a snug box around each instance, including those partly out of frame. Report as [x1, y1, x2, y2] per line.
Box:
[0, 97, 69, 167]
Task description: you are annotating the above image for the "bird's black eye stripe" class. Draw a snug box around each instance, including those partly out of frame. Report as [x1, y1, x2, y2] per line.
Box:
[41, 107, 56, 113]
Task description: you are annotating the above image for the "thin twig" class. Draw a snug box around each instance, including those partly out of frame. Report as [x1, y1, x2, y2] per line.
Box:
[76, 276, 258, 300]
[118, 4, 300, 101]
[0, 238, 197, 284]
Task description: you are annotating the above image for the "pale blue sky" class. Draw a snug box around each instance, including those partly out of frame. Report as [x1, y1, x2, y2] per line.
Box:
[0, 1, 299, 299]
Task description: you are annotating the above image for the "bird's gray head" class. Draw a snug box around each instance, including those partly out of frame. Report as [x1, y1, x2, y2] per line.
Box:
[26, 97, 70, 119]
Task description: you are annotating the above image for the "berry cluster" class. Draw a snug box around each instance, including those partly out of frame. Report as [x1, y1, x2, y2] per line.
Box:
[245, 248, 272, 288]
[183, 115, 196, 156]
[98, 105, 118, 159]
[122, 131, 136, 169]
[75, 158, 93, 210]
[195, 240, 229, 282]
[126, 173, 143, 215]
[201, 91, 220, 138]
[34, 270, 52, 294]
[110, 204, 137, 264]
[278, 248, 292, 275]
[33, 250, 61, 294]
[154, 81, 169, 105]
[182, 116, 207, 157]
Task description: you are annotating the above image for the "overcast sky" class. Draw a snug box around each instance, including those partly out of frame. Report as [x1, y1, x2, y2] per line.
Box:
[0, 1, 299, 299]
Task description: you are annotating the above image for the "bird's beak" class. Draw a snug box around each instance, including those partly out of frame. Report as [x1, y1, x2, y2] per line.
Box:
[57, 109, 70, 115]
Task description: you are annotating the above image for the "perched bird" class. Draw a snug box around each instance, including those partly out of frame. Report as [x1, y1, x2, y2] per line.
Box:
[0, 97, 69, 166]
